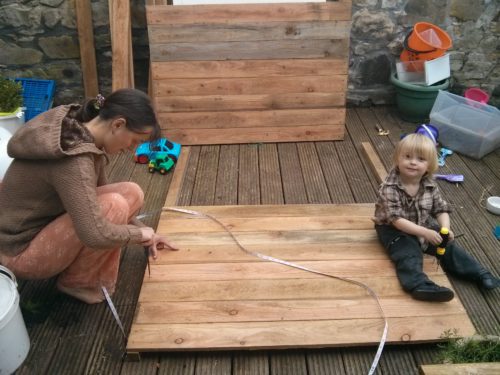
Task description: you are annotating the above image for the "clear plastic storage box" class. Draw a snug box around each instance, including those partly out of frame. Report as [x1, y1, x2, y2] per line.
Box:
[429, 90, 500, 159]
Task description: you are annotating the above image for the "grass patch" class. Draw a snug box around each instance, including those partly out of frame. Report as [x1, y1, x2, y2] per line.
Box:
[435, 329, 500, 364]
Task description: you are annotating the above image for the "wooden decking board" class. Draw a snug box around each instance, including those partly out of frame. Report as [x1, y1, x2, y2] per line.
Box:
[165, 146, 191, 207]
[215, 144, 239, 205]
[278, 143, 309, 204]
[155, 352, 195, 375]
[177, 145, 201, 206]
[315, 141, 353, 204]
[239, 144, 260, 205]
[378, 346, 417, 375]
[270, 351, 307, 375]
[306, 349, 346, 375]
[259, 143, 285, 205]
[233, 351, 269, 375]
[335, 130, 377, 203]
[191, 145, 220, 206]
[344, 109, 383, 194]
[297, 142, 331, 204]
[128, 203, 474, 352]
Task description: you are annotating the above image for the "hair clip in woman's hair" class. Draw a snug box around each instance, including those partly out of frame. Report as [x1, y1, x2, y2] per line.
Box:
[94, 94, 106, 110]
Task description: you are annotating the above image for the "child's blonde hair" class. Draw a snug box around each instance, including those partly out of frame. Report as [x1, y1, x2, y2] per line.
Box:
[393, 133, 438, 174]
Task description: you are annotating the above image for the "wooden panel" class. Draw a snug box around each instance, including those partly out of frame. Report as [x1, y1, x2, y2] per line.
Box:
[151, 59, 348, 79]
[155, 93, 345, 112]
[164, 125, 344, 144]
[153, 75, 347, 97]
[420, 363, 500, 375]
[147, 1, 351, 144]
[158, 108, 345, 129]
[151, 39, 349, 61]
[128, 204, 475, 352]
[146, 2, 352, 24]
[149, 20, 351, 44]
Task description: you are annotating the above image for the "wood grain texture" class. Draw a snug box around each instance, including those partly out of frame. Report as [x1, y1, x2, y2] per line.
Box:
[146, 1, 352, 24]
[75, 0, 98, 97]
[128, 204, 475, 352]
[420, 363, 500, 375]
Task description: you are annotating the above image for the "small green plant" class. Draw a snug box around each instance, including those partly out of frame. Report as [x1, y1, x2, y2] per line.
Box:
[435, 329, 500, 364]
[0, 78, 23, 113]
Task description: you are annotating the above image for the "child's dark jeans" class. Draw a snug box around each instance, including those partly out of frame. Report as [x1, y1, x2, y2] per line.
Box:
[375, 224, 487, 292]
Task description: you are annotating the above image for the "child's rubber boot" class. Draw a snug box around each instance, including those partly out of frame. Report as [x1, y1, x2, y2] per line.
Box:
[411, 281, 454, 302]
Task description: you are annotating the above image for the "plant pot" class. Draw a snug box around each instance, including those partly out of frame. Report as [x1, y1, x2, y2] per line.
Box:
[390, 72, 449, 123]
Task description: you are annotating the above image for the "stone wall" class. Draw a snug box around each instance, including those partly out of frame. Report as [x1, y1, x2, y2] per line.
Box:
[0, 0, 498, 107]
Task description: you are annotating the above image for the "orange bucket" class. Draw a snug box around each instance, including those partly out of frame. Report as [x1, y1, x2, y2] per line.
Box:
[400, 22, 452, 62]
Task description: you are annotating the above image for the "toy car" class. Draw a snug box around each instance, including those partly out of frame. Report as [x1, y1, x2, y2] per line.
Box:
[148, 156, 175, 175]
[134, 138, 181, 164]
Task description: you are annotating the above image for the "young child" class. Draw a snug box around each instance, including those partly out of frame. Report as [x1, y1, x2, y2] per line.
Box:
[373, 133, 499, 302]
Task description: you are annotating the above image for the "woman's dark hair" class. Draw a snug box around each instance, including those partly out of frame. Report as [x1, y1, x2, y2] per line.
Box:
[77, 88, 161, 141]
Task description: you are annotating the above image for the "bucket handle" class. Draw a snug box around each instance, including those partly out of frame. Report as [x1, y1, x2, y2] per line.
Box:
[403, 29, 437, 54]
[0, 265, 18, 287]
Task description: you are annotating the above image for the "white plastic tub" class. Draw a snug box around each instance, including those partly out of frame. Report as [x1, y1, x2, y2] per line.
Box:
[430, 90, 500, 159]
[396, 54, 450, 86]
[0, 265, 30, 375]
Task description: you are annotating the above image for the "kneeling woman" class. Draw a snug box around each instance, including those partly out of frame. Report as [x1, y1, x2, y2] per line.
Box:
[0, 89, 177, 303]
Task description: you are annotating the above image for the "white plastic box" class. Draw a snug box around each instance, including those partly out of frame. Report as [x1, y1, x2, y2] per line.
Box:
[430, 90, 500, 159]
[396, 54, 450, 86]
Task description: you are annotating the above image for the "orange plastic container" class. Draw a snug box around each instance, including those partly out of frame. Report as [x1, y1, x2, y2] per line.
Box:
[400, 22, 452, 62]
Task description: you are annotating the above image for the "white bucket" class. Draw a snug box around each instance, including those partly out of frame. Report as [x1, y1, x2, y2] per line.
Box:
[0, 265, 30, 375]
[0, 108, 25, 180]
[0, 108, 25, 136]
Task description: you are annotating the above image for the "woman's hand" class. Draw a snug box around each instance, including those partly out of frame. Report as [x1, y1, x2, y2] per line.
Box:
[147, 234, 178, 259]
[140, 227, 178, 259]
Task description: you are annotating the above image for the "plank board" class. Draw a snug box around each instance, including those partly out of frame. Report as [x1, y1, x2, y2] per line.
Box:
[127, 204, 475, 352]
[146, 1, 351, 144]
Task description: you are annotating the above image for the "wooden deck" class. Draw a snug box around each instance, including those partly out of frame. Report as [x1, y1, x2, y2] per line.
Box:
[15, 106, 500, 374]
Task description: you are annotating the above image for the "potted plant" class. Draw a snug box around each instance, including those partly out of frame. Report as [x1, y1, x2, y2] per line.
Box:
[0, 78, 24, 135]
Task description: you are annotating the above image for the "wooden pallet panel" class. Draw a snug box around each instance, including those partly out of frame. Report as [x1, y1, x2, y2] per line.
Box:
[127, 204, 475, 352]
[146, 1, 351, 144]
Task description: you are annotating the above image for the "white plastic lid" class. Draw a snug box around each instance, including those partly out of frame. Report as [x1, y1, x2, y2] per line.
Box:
[0, 273, 18, 329]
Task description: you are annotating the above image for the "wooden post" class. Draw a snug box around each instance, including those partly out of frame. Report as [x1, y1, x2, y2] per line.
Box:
[109, 0, 134, 90]
[75, 0, 99, 98]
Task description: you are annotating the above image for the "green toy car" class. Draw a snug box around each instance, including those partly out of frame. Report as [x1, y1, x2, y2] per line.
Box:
[148, 156, 174, 175]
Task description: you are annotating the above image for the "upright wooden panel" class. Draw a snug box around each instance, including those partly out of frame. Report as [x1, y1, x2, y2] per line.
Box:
[146, 1, 351, 144]
[127, 204, 475, 352]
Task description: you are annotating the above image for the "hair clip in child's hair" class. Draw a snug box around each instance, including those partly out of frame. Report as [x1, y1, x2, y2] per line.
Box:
[94, 94, 106, 110]
[415, 124, 439, 144]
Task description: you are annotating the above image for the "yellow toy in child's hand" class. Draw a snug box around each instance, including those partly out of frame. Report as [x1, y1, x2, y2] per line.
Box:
[436, 227, 449, 256]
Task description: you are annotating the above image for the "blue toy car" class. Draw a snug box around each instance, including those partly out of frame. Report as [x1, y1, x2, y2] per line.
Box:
[134, 138, 181, 164]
